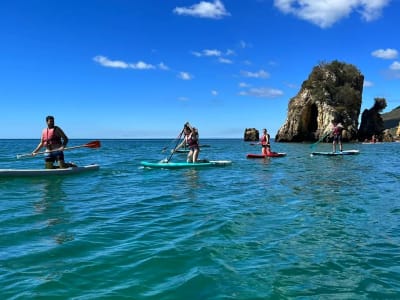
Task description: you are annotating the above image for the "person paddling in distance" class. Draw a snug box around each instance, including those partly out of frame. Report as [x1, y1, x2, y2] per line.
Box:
[331, 120, 344, 153]
[174, 122, 200, 163]
[259, 128, 271, 155]
[32, 115, 70, 169]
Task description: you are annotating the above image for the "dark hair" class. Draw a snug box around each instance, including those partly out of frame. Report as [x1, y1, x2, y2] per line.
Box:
[46, 115, 54, 121]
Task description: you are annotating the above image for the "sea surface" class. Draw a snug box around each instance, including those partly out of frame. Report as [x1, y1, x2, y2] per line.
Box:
[1, 139, 400, 299]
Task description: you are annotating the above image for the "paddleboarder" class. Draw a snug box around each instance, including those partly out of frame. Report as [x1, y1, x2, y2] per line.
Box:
[32, 115, 69, 169]
[331, 120, 344, 153]
[260, 128, 271, 155]
[174, 122, 200, 163]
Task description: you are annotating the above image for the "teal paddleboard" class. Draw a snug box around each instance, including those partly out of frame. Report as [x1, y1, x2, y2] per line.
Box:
[141, 160, 232, 169]
[311, 150, 360, 156]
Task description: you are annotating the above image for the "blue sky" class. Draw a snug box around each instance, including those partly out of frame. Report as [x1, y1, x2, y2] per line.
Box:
[1, 0, 400, 139]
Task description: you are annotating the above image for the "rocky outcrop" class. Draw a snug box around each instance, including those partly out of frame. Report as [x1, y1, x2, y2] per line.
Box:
[358, 98, 387, 141]
[244, 128, 259, 141]
[276, 60, 364, 142]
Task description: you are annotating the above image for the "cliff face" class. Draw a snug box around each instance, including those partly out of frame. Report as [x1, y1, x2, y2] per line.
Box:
[275, 61, 364, 142]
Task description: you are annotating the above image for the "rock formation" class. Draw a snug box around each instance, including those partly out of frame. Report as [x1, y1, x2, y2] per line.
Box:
[358, 98, 387, 141]
[275, 60, 364, 142]
[244, 128, 259, 141]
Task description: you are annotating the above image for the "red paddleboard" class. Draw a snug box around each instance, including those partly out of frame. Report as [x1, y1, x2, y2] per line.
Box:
[247, 152, 286, 158]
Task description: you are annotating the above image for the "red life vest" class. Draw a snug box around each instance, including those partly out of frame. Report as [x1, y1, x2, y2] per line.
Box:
[260, 134, 270, 146]
[42, 127, 62, 147]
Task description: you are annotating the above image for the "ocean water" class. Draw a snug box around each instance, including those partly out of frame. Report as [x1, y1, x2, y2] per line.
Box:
[1, 139, 400, 299]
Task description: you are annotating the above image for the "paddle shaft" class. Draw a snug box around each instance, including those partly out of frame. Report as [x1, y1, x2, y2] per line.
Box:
[166, 130, 184, 162]
[310, 131, 330, 148]
[17, 140, 100, 159]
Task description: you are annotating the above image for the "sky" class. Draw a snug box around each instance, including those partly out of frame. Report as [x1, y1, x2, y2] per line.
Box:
[1, 0, 400, 139]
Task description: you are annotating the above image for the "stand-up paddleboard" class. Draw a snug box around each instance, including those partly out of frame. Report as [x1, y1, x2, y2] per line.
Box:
[311, 150, 360, 156]
[141, 160, 232, 169]
[247, 152, 286, 158]
[0, 164, 100, 177]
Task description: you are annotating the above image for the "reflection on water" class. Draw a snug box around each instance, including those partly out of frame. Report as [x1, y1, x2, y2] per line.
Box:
[33, 178, 74, 245]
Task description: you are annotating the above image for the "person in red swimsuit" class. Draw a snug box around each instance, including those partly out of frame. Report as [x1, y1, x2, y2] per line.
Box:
[174, 122, 200, 163]
[260, 128, 271, 155]
[32, 116, 69, 169]
[331, 120, 344, 152]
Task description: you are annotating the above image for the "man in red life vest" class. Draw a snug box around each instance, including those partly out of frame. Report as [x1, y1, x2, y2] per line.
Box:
[32, 116, 69, 169]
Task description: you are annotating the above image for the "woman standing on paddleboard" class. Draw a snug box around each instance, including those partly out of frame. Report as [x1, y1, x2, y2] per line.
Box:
[260, 128, 271, 155]
[32, 115, 69, 169]
[331, 120, 344, 153]
[174, 122, 200, 163]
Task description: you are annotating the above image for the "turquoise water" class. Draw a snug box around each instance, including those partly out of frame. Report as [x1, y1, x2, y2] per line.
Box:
[1, 139, 400, 299]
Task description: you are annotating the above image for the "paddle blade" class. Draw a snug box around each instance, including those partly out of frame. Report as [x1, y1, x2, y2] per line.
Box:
[85, 140, 101, 148]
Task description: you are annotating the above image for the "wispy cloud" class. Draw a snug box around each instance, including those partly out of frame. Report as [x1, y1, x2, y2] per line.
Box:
[93, 55, 158, 70]
[173, 0, 230, 19]
[218, 57, 233, 64]
[241, 69, 270, 79]
[371, 48, 398, 59]
[192, 48, 234, 64]
[363, 80, 374, 87]
[192, 48, 234, 57]
[389, 61, 400, 70]
[178, 72, 193, 80]
[274, 0, 390, 28]
[158, 62, 169, 70]
[211, 90, 218, 96]
[93, 55, 129, 68]
[239, 87, 284, 98]
[239, 82, 250, 88]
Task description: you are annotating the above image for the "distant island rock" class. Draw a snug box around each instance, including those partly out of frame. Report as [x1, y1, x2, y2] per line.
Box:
[244, 128, 259, 141]
[275, 60, 363, 142]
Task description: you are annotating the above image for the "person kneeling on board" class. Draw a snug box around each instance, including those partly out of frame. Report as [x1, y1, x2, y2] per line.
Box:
[32, 115, 75, 169]
[174, 122, 200, 163]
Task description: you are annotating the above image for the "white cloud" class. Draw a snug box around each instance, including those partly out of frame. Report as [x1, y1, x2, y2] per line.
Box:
[192, 48, 234, 64]
[218, 57, 233, 64]
[389, 61, 400, 70]
[203, 49, 222, 56]
[241, 69, 270, 79]
[371, 48, 398, 59]
[239, 87, 284, 98]
[274, 0, 390, 28]
[173, 0, 230, 19]
[239, 82, 250, 88]
[192, 49, 221, 57]
[94, 55, 159, 70]
[211, 90, 218, 96]
[129, 61, 155, 70]
[178, 72, 193, 80]
[363, 80, 374, 87]
[93, 55, 129, 68]
[158, 62, 169, 70]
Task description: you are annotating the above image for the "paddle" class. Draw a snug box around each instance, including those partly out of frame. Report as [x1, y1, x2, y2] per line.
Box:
[165, 130, 184, 163]
[161, 131, 185, 153]
[16, 140, 101, 159]
[310, 131, 330, 150]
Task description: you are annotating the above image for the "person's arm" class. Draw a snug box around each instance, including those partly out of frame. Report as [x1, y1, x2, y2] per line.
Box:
[32, 138, 44, 155]
[56, 126, 69, 149]
[173, 136, 186, 152]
